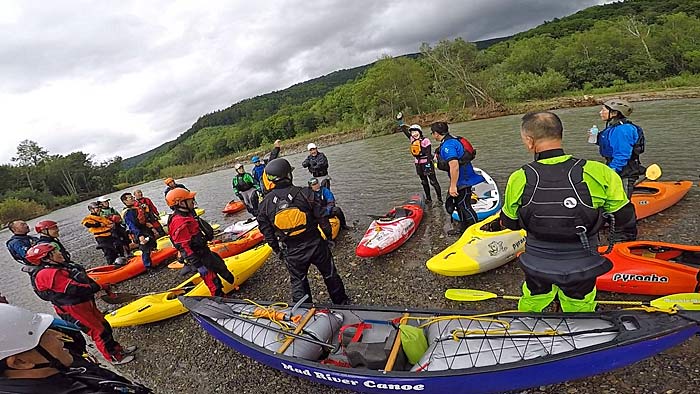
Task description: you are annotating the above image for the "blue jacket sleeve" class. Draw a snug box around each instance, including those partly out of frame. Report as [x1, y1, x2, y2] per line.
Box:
[440, 139, 464, 161]
[123, 210, 144, 238]
[607, 124, 639, 173]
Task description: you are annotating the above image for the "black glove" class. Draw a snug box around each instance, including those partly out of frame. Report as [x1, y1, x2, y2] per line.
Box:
[326, 240, 336, 249]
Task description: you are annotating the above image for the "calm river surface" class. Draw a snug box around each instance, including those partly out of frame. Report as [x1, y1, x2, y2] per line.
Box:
[1, 99, 699, 393]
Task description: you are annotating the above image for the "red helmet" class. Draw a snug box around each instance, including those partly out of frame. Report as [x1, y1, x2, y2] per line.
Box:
[25, 243, 57, 265]
[35, 220, 58, 234]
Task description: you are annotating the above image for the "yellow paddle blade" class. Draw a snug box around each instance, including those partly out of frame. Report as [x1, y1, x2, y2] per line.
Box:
[650, 293, 700, 310]
[444, 289, 499, 301]
[212, 223, 221, 231]
[645, 164, 661, 181]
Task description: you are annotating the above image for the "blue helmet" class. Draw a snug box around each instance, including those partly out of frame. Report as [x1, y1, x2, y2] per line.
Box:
[251, 156, 261, 164]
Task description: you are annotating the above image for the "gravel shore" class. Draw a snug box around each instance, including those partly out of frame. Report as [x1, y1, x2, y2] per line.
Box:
[74, 193, 700, 394]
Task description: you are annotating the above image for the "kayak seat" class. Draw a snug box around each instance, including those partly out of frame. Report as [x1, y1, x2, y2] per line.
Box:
[378, 208, 411, 222]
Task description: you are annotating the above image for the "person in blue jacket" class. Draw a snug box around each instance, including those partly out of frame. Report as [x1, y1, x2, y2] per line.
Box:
[308, 177, 349, 230]
[5, 220, 39, 266]
[431, 122, 485, 235]
[252, 139, 281, 188]
[596, 99, 645, 198]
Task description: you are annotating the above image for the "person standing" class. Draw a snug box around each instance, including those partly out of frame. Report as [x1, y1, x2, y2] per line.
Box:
[134, 189, 166, 237]
[166, 188, 236, 296]
[500, 112, 637, 313]
[308, 177, 349, 230]
[24, 243, 136, 365]
[258, 158, 349, 304]
[402, 124, 442, 203]
[0, 304, 151, 393]
[34, 220, 73, 262]
[120, 193, 156, 268]
[5, 220, 39, 266]
[252, 139, 282, 188]
[97, 196, 132, 256]
[81, 202, 125, 265]
[595, 99, 646, 198]
[302, 143, 331, 189]
[430, 122, 485, 235]
[232, 163, 261, 216]
[163, 177, 189, 197]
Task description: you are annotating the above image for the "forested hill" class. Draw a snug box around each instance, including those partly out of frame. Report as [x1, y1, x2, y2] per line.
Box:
[515, 0, 700, 39]
[121, 37, 502, 169]
[120, 65, 372, 169]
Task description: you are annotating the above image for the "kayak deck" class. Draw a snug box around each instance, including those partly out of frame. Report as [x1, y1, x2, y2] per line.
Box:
[184, 296, 700, 394]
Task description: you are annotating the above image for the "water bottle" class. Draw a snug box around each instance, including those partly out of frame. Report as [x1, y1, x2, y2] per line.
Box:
[588, 125, 599, 144]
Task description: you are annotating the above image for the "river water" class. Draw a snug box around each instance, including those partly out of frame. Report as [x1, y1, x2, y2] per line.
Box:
[0, 99, 699, 393]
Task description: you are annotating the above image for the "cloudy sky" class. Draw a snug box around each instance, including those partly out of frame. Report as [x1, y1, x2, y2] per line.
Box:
[0, 0, 612, 165]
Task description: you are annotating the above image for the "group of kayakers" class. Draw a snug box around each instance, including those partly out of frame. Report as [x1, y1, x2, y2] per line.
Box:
[398, 99, 644, 313]
[0, 98, 647, 392]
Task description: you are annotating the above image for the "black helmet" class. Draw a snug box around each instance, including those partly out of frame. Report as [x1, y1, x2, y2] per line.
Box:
[88, 201, 101, 211]
[263, 158, 294, 190]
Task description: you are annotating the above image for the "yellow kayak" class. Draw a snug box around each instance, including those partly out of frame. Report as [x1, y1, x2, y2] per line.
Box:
[321, 217, 340, 240]
[426, 214, 526, 276]
[106, 244, 271, 327]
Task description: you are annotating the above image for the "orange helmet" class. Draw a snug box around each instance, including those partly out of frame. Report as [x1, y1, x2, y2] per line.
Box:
[25, 243, 57, 265]
[165, 188, 197, 207]
[164, 177, 175, 185]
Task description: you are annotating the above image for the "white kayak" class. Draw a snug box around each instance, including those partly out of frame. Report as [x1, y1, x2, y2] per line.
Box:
[452, 167, 501, 221]
[223, 217, 258, 234]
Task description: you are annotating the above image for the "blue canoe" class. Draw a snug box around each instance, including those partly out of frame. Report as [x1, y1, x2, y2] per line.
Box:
[182, 296, 700, 394]
[451, 167, 501, 222]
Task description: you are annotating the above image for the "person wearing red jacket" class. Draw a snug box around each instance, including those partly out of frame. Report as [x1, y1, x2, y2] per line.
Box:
[134, 189, 166, 237]
[165, 188, 235, 296]
[24, 243, 136, 365]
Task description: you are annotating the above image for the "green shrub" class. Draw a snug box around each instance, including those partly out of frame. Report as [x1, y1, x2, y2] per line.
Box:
[506, 70, 570, 100]
[0, 198, 48, 224]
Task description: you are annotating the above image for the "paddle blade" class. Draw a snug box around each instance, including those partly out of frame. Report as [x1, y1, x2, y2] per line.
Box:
[645, 164, 661, 181]
[444, 289, 499, 302]
[650, 293, 700, 311]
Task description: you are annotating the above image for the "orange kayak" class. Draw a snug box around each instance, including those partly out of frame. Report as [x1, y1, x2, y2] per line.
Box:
[631, 181, 692, 220]
[597, 241, 700, 295]
[222, 200, 246, 214]
[167, 229, 264, 269]
[88, 247, 179, 286]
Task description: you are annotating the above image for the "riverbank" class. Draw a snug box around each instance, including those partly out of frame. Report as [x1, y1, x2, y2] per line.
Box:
[171, 86, 700, 180]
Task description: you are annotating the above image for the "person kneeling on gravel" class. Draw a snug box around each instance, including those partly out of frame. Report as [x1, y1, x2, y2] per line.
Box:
[0, 303, 151, 393]
[166, 188, 236, 296]
[24, 243, 136, 365]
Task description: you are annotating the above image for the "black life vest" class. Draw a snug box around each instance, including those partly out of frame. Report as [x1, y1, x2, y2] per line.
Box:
[6, 234, 38, 265]
[435, 134, 476, 171]
[621, 119, 646, 178]
[518, 158, 604, 242]
[233, 173, 254, 192]
[37, 236, 71, 261]
[268, 186, 315, 240]
[30, 263, 95, 306]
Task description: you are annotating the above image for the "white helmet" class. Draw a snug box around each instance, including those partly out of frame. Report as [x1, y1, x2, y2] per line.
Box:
[0, 304, 54, 360]
[409, 124, 423, 133]
[307, 143, 317, 151]
[234, 163, 243, 170]
[97, 196, 110, 203]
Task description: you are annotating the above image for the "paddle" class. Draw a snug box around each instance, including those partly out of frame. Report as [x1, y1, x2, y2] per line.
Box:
[635, 163, 662, 185]
[100, 285, 197, 304]
[185, 298, 335, 350]
[444, 288, 700, 310]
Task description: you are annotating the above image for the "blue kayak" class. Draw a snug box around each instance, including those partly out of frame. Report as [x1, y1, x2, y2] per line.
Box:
[182, 296, 700, 394]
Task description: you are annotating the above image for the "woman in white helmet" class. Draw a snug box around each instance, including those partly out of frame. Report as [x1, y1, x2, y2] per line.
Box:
[302, 142, 332, 189]
[0, 304, 151, 393]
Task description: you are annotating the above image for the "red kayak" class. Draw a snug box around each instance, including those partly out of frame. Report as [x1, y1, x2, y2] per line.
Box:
[88, 247, 179, 286]
[631, 181, 692, 220]
[597, 241, 700, 295]
[355, 194, 425, 258]
[168, 229, 265, 269]
[222, 200, 246, 214]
